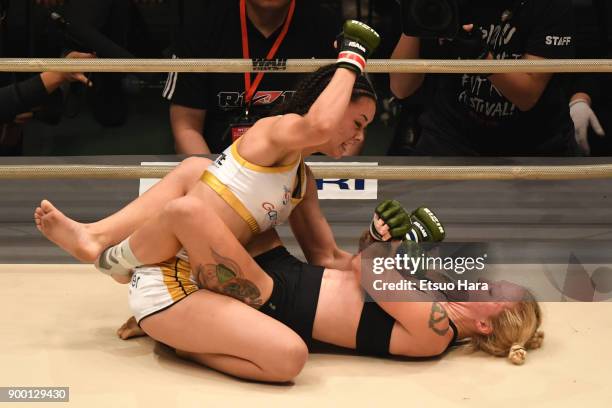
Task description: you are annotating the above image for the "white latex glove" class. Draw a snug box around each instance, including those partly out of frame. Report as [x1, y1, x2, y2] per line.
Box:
[569, 99, 605, 155]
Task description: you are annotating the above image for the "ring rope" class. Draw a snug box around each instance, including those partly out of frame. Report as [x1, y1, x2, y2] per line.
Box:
[2, 58, 612, 74]
[1, 164, 612, 180]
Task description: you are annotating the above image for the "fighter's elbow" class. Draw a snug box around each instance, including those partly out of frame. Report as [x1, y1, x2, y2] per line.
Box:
[304, 247, 336, 269]
[313, 118, 337, 136]
[302, 113, 337, 144]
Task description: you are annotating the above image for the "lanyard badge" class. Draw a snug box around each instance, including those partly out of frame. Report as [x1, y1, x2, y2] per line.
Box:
[229, 108, 257, 142]
[226, 0, 295, 143]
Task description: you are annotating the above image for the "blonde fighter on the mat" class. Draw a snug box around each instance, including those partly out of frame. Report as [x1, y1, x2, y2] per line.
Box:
[118, 198, 543, 367]
[34, 21, 385, 382]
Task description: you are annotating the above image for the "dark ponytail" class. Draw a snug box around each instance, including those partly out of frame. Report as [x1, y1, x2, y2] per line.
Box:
[273, 64, 377, 116]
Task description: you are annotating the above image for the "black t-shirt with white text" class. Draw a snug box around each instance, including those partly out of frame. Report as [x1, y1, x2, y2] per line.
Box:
[164, 1, 338, 153]
[419, 0, 576, 155]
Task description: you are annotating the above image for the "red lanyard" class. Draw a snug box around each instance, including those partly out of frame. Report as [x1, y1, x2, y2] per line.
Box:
[240, 0, 295, 106]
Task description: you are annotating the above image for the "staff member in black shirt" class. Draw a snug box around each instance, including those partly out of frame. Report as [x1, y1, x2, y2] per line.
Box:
[164, 0, 338, 155]
[390, 0, 578, 156]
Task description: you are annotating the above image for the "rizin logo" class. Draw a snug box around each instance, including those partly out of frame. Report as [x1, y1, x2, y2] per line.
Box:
[262, 202, 278, 225]
[218, 90, 295, 109]
[311, 162, 379, 200]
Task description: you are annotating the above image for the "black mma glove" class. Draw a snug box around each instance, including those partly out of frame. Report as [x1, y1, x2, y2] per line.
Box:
[336, 20, 381, 74]
[370, 200, 411, 241]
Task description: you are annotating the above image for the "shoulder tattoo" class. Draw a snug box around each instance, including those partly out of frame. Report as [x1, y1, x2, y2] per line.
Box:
[428, 302, 449, 336]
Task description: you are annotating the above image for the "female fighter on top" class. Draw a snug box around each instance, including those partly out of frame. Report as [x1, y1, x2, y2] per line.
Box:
[34, 20, 432, 383]
[35, 19, 381, 280]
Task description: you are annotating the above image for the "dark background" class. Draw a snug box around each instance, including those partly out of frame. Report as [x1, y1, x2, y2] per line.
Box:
[2, 0, 610, 156]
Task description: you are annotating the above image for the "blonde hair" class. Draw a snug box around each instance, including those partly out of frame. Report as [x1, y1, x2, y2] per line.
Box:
[470, 295, 544, 365]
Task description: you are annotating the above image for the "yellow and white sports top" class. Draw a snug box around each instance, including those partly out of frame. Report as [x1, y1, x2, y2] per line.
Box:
[201, 139, 307, 234]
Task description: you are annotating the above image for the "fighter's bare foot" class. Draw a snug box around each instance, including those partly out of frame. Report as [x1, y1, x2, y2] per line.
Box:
[36, 199, 104, 263]
[117, 316, 146, 340]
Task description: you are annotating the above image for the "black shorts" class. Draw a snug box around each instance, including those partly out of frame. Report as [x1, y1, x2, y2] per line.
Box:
[253, 246, 324, 348]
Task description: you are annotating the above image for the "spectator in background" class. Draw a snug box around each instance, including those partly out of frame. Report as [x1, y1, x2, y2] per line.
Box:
[0, 0, 92, 155]
[390, 0, 579, 156]
[0, 52, 93, 124]
[164, 0, 339, 155]
[61, 0, 165, 127]
[568, 0, 610, 155]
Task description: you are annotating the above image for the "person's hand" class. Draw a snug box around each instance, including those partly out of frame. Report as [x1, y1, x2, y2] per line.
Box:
[370, 200, 412, 242]
[40, 52, 95, 95]
[35, 0, 65, 8]
[441, 24, 491, 60]
[62, 51, 96, 86]
[569, 95, 605, 155]
[14, 112, 34, 125]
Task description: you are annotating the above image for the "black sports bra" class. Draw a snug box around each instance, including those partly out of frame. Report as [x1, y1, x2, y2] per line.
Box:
[356, 295, 459, 357]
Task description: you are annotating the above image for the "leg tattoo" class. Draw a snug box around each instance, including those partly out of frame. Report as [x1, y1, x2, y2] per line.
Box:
[194, 250, 263, 308]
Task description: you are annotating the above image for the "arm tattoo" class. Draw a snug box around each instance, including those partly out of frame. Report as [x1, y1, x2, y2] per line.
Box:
[428, 302, 450, 336]
[194, 250, 263, 308]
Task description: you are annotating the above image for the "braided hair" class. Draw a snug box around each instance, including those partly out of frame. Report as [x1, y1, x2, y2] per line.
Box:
[273, 64, 377, 116]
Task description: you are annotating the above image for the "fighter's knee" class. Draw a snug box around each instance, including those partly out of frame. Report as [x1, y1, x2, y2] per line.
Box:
[163, 196, 206, 220]
[270, 340, 308, 382]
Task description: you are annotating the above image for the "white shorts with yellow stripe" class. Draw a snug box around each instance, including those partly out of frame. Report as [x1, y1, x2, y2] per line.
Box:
[128, 257, 199, 324]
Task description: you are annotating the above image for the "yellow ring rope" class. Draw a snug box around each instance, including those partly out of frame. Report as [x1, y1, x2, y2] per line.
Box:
[1, 164, 611, 180]
[3, 57, 610, 181]
[1, 58, 612, 74]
